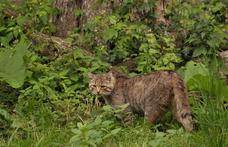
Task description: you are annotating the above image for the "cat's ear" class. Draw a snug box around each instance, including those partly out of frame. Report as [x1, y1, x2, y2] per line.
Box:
[105, 71, 113, 82]
[87, 72, 95, 81]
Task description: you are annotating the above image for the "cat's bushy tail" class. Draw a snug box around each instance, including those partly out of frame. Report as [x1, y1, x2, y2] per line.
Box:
[172, 75, 192, 132]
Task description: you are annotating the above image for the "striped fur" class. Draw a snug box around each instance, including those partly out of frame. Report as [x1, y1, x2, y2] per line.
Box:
[87, 70, 192, 132]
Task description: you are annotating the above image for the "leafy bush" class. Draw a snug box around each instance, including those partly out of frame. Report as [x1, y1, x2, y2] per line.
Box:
[0, 0, 228, 146]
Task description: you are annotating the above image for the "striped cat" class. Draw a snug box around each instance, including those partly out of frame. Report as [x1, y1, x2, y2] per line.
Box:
[88, 70, 192, 132]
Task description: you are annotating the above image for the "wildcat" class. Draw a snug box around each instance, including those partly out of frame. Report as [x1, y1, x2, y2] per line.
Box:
[87, 70, 192, 132]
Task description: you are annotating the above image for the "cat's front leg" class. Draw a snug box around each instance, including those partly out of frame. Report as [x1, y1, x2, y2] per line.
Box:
[119, 105, 133, 127]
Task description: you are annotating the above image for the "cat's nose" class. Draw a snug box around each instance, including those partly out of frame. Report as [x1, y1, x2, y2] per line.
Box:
[97, 91, 100, 94]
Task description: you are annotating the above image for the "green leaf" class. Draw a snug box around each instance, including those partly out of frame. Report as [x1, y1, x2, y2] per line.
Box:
[84, 23, 94, 31]
[13, 29, 18, 38]
[98, 0, 103, 5]
[70, 75, 79, 81]
[94, 117, 102, 124]
[103, 29, 118, 43]
[48, 23, 56, 33]
[59, 69, 69, 76]
[42, 14, 49, 24]
[17, 19, 24, 26]
[45, 7, 53, 14]
[0, 108, 12, 123]
[0, 37, 9, 47]
[6, 32, 13, 42]
[73, 49, 83, 58]
[77, 122, 83, 128]
[187, 74, 228, 101]
[155, 132, 166, 138]
[192, 45, 206, 57]
[0, 27, 7, 32]
[77, 67, 87, 72]
[177, 61, 209, 84]
[72, 9, 83, 17]
[201, 32, 206, 39]
[168, 62, 175, 70]
[87, 140, 97, 147]
[71, 129, 82, 135]
[69, 136, 81, 143]
[148, 140, 160, 147]
[111, 128, 121, 135]
[0, 35, 30, 88]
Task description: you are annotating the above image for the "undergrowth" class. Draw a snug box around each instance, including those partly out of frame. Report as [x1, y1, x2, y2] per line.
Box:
[0, 0, 228, 147]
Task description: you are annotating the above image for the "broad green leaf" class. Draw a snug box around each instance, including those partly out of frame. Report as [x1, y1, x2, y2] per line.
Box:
[87, 130, 102, 138]
[77, 122, 83, 128]
[42, 14, 49, 24]
[187, 74, 228, 101]
[70, 75, 79, 81]
[71, 129, 82, 135]
[155, 132, 166, 138]
[0, 27, 6, 32]
[0, 35, 30, 88]
[44, 7, 53, 14]
[17, 19, 24, 26]
[192, 45, 206, 57]
[148, 140, 160, 147]
[87, 140, 97, 147]
[177, 61, 209, 83]
[168, 62, 175, 70]
[69, 136, 81, 143]
[0, 37, 9, 47]
[59, 69, 69, 76]
[69, 84, 79, 90]
[201, 32, 206, 39]
[94, 117, 102, 124]
[77, 67, 87, 72]
[22, 16, 30, 21]
[0, 108, 12, 123]
[48, 23, 56, 33]
[6, 32, 13, 42]
[101, 120, 113, 126]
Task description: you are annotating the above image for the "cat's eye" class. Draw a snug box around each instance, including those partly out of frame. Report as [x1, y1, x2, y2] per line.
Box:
[93, 85, 96, 87]
[101, 86, 106, 88]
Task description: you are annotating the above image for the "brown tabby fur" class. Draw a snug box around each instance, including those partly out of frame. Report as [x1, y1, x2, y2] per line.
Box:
[87, 70, 192, 132]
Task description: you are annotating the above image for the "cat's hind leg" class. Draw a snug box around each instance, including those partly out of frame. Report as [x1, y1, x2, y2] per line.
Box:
[144, 106, 163, 124]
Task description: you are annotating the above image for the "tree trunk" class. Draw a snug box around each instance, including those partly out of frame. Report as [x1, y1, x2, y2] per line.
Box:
[52, 0, 82, 39]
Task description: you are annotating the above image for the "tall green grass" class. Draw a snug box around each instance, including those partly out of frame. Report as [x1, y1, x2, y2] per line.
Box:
[193, 56, 228, 147]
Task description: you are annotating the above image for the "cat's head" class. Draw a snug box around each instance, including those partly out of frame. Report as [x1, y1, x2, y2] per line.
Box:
[87, 71, 116, 96]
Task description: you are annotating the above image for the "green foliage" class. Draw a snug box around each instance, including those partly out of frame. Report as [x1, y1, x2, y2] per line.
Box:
[0, 35, 30, 88]
[68, 1, 183, 74]
[70, 117, 121, 147]
[177, 61, 228, 102]
[0, 108, 12, 127]
[193, 73, 228, 147]
[170, 0, 228, 58]
[0, 0, 228, 146]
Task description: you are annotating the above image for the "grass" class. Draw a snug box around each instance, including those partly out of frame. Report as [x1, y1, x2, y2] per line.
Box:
[1, 101, 228, 147]
[1, 63, 228, 147]
[0, 113, 193, 147]
[1, 123, 72, 147]
[1, 91, 228, 147]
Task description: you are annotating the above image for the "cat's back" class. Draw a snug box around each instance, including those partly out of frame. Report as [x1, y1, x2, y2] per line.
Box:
[123, 70, 185, 107]
[125, 70, 181, 86]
